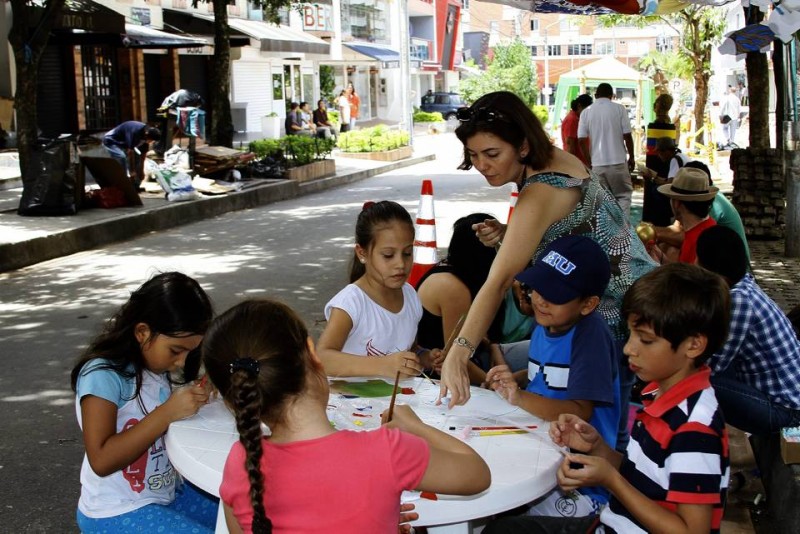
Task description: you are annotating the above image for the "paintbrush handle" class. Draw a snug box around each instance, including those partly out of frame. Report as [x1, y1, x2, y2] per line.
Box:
[442, 314, 467, 355]
[386, 370, 401, 422]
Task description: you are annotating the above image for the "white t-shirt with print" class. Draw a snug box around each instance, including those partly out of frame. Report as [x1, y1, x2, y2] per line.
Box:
[324, 283, 422, 357]
[75, 359, 176, 518]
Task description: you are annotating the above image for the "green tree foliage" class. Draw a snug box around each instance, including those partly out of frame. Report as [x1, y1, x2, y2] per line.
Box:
[598, 8, 726, 145]
[460, 40, 539, 108]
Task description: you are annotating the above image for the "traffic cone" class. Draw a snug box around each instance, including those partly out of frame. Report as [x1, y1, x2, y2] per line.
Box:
[507, 184, 519, 223]
[408, 179, 438, 287]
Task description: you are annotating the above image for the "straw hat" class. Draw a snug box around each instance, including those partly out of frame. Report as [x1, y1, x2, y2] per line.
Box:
[657, 167, 719, 202]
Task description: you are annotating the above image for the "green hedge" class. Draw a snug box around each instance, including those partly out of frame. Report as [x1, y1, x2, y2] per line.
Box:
[338, 125, 410, 153]
[249, 136, 336, 168]
[413, 110, 444, 123]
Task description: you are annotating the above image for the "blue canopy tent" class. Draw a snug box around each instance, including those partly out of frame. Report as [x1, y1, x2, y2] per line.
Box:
[551, 57, 656, 138]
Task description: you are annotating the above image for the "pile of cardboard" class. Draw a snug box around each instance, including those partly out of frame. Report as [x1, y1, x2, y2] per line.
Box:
[194, 146, 255, 176]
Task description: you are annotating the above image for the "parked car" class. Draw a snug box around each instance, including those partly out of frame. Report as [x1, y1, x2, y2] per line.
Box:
[420, 92, 467, 122]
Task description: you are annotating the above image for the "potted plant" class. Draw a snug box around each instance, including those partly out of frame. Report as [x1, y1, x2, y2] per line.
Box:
[337, 125, 412, 162]
[261, 112, 281, 140]
[413, 110, 446, 134]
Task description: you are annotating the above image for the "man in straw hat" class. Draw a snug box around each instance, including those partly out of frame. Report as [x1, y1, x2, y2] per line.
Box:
[649, 167, 718, 264]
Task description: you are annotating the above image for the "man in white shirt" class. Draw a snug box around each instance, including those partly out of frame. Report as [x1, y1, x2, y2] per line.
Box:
[719, 86, 741, 150]
[578, 83, 636, 217]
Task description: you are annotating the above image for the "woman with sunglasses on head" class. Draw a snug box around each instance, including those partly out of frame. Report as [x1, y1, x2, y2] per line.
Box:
[440, 91, 655, 452]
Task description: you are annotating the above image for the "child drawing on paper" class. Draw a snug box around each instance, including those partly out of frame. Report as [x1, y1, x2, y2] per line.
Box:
[71, 272, 217, 533]
[485, 236, 621, 519]
[317, 201, 435, 378]
[202, 299, 491, 533]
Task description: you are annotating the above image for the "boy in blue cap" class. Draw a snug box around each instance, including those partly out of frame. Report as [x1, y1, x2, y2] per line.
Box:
[486, 234, 620, 518]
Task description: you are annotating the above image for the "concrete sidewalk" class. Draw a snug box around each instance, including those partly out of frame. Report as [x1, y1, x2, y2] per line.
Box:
[0, 149, 435, 273]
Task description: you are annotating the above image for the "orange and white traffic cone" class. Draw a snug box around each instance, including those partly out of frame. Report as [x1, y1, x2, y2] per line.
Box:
[507, 184, 519, 223]
[408, 179, 438, 287]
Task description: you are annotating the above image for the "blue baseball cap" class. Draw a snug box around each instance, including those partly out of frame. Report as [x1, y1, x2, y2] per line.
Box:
[516, 235, 611, 305]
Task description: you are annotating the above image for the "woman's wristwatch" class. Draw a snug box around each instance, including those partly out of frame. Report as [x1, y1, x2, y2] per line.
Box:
[454, 337, 477, 355]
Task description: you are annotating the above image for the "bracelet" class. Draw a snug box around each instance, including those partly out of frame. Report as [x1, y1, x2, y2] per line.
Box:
[454, 336, 477, 354]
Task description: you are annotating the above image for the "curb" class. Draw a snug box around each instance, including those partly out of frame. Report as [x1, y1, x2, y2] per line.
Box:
[0, 153, 435, 273]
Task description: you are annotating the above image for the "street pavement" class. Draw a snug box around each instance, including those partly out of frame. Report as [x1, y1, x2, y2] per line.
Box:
[1, 132, 796, 532]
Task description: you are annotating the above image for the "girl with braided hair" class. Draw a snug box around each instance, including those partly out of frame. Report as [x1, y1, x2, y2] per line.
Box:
[202, 299, 491, 534]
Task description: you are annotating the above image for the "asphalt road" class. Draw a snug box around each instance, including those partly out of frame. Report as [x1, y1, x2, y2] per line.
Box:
[0, 134, 512, 532]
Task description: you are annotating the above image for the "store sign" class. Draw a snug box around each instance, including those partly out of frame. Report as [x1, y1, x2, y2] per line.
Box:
[302, 4, 333, 32]
[382, 61, 400, 69]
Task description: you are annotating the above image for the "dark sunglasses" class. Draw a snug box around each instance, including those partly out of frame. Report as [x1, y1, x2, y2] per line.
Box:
[456, 107, 508, 123]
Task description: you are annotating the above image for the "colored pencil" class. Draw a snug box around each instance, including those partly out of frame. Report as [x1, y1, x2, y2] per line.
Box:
[386, 370, 401, 422]
[477, 429, 528, 437]
[472, 425, 539, 432]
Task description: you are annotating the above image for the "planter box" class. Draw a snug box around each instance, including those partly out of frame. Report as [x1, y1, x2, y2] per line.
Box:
[261, 116, 281, 140]
[337, 145, 413, 162]
[283, 159, 335, 183]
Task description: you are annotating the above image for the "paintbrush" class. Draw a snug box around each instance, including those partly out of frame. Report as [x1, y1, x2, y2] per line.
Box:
[386, 370, 402, 422]
[441, 314, 467, 355]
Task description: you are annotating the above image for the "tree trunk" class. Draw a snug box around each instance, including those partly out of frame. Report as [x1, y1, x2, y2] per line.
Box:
[209, 1, 233, 147]
[8, 0, 67, 182]
[745, 7, 770, 149]
[773, 41, 785, 149]
[694, 70, 709, 146]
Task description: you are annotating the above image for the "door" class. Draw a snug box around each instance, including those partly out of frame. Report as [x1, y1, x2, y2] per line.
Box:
[81, 44, 120, 131]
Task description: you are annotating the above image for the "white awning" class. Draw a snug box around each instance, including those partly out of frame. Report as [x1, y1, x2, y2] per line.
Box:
[192, 13, 329, 55]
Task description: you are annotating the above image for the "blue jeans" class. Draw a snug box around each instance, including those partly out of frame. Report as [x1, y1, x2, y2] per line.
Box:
[102, 142, 128, 176]
[76, 481, 218, 533]
[711, 368, 800, 434]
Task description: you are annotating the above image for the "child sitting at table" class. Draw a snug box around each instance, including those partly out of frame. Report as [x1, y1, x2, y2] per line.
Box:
[484, 263, 731, 534]
[202, 299, 491, 534]
[485, 235, 620, 519]
[70, 272, 218, 533]
[317, 200, 433, 378]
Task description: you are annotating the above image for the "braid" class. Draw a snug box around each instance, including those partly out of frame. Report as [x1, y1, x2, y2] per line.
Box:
[230, 371, 272, 534]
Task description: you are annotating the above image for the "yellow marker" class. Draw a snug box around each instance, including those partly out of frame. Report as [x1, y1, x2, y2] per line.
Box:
[477, 429, 528, 437]
[353, 420, 364, 426]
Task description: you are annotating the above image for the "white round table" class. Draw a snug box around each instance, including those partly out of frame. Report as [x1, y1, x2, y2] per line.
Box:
[166, 377, 562, 533]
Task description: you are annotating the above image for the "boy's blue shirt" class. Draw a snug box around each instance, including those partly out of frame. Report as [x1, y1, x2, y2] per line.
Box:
[526, 310, 621, 504]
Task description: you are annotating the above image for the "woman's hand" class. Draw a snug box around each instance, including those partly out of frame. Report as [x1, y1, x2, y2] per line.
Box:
[485, 365, 521, 406]
[549, 414, 601, 454]
[438, 347, 472, 406]
[163, 382, 209, 422]
[472, 219, 506, 248]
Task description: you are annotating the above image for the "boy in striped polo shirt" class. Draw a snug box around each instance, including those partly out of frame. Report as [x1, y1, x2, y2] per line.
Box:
[485, 263, 731, 534]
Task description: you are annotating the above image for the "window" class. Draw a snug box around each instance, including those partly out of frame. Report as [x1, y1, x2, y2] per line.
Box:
[462, 0, 469, 8]
[656, 34, 673, 52]
[489, 21, 499, 32]
[567, 44, 592, 55]
[530, 19, 539, 31]
[546, 44, 561, 56]
[559, 18, 579, 32]
[596, 41, 615, 55]
[435, 95, 451, 104]
[530, 45, 538, 56]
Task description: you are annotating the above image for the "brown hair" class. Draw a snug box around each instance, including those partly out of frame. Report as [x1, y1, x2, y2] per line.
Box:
[348, 200, 414, 283]
[455, 91, 554, 171]
[622, 263, 730, 366]
[202, 299, 318, 533]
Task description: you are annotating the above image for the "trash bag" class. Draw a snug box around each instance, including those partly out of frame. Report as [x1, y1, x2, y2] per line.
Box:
[18, 137, 78, 216]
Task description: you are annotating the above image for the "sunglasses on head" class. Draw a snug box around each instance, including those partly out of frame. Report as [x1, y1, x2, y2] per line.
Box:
[456, 107, 508, 123]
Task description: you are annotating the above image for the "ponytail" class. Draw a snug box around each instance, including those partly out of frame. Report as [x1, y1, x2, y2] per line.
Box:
[230, 367, 272, 533]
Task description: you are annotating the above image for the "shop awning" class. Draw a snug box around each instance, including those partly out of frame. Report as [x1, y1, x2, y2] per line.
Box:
[343, 43, 401, 68]
[163, 9, 328, 55]
[123, 24, 207, 49]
